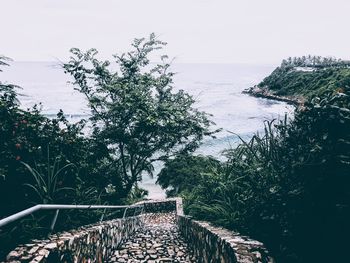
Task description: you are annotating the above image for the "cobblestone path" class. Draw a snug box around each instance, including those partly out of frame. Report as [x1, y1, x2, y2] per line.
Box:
[108, 212, 198, 263]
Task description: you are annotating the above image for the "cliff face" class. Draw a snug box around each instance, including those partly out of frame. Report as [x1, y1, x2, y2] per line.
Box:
[243, 86, 303, 105]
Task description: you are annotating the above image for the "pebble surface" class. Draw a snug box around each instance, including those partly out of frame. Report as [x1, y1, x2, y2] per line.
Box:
[108, 212, 198, 263]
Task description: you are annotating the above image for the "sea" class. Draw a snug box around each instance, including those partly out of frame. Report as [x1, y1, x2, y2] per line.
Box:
[1, 62, 294, 198]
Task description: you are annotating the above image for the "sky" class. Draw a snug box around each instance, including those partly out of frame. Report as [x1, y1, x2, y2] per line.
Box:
[1, 0, 350, 64]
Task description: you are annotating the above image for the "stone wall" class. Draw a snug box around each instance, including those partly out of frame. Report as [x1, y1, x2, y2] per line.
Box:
[177, 215, 273, 263]
[5, 216, 142, 263]
[4, 198, 273, 263]
[139, 198, 183, 214]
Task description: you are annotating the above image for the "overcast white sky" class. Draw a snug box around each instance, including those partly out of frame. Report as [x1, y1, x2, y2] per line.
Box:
[1, 0, 349, 64]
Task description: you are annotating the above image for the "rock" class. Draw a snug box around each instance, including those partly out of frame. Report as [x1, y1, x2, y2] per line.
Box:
[158, 257, 173, 262]
[6, 250, 22, 260]
[177, 251, 184, 257]
[31, 255, 44, 262]
[147, 249, 157, 254]
[44, 243, 57, 250]
[38, 249, 50, 257]
[152, 243, 162, 248]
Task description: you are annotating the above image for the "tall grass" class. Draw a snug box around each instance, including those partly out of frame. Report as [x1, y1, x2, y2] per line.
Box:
[183, 88, 350, 263]
[22, 147, 76, 204]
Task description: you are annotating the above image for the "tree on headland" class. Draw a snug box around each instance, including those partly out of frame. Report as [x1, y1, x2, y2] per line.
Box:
[64, 34, 218, 197]
[280, 55, 349, 69]
[257, 55, 350, 99]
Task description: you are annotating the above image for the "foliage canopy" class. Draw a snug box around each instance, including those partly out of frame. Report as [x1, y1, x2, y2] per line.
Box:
[64, 34, 217, 196]
[162, 86, 350, 263]
[259, 55, 350, 99]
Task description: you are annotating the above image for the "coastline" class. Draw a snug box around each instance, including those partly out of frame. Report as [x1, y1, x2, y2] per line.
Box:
[243, 86, 303, 106]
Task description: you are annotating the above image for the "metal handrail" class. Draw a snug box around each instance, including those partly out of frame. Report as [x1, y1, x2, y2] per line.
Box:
[0, 203, 144, 231]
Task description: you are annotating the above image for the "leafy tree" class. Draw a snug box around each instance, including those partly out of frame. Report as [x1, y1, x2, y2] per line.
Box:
[157, 154, 220, 197]
[64, 34, 217, 197]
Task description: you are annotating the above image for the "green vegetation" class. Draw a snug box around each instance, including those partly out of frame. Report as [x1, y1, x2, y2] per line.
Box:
[159, 86, 350, 262]
[2, 44, 349, 262]
[63, 34, 216, 197]
[157, 155, 220, 197]
[0, 56, 98, 256]
[0, 35, 215, 258]
[258, 55, 350, 99]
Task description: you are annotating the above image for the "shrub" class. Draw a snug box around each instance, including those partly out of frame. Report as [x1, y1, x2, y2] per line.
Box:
[165, 87, 350, 263]
[157, 154, 220, 197]
[0, 57, 109, 258]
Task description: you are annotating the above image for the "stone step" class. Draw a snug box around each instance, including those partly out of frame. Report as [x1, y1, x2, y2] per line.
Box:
[107, 212, 198, 263]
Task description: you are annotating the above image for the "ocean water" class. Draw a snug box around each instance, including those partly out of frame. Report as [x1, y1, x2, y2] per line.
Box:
[1, 62, 294, 198]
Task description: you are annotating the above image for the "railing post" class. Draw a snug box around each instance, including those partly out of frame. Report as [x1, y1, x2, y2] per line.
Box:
[50, 209, 60, 232]
[99, 208, 107, 222]
[123, 207, 129, 218]
[140, 204, 144, 216]
[140, 204, 145, 224]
